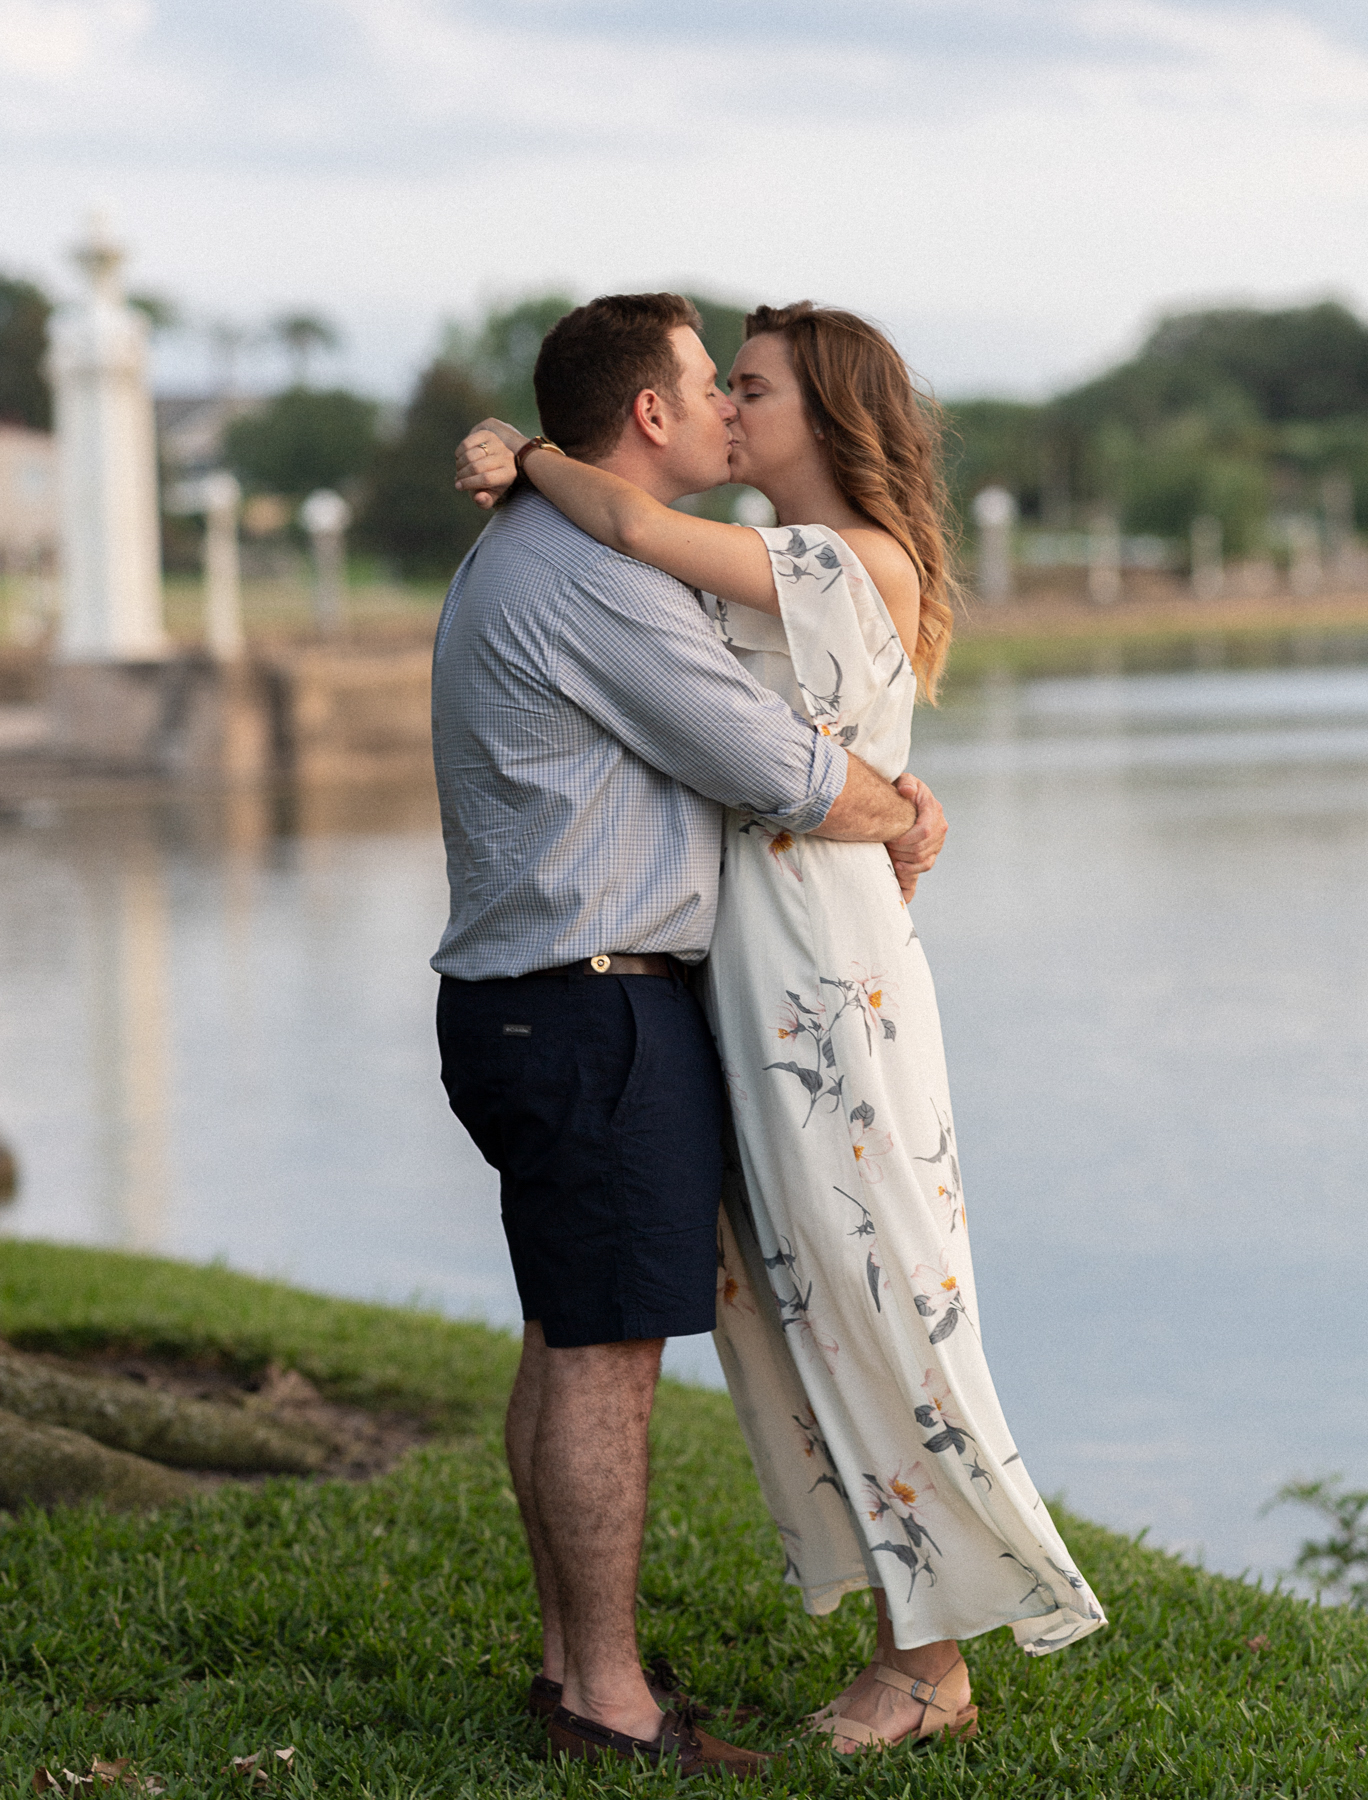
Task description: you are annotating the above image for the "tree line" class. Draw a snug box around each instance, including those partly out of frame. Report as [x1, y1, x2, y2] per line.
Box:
[4, 271, 1365, 576]
[949, 303, 1368, 555]
[215, 293, 756, 575]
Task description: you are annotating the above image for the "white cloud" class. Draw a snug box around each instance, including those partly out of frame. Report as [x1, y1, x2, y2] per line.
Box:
[1068, 0, 1368, 113]
[0, 0, 148, 80]
[1, 0, 1365, 398]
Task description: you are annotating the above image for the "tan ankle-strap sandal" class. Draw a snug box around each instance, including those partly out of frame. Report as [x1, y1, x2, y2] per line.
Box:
[808, 1654, 978, 1751]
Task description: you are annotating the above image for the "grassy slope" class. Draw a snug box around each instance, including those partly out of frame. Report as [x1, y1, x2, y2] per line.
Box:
[1, 1243, 1365, 1798]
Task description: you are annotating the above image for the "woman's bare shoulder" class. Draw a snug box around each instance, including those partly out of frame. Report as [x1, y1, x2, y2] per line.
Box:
[831, 525, 921, 607]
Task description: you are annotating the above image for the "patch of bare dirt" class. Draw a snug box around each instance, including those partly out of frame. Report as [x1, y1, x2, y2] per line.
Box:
[54, 1348, 431, 1484]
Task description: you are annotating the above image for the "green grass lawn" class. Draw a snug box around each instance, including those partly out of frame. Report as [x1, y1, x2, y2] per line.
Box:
[2, 1242, 1365, 1797]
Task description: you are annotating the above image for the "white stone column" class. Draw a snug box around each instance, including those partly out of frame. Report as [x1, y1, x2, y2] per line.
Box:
[200, 472, 244, 660]
[1087, 512, 1122, 605]
[1321, 473, 1361, 587]
[1190, 514, 1224, 600]
[1286, 515, 1322, 596]
[51, 217, 166, 661]
[165, 470, 244, 659]
[972, 486, 1016, 604]
[300, 489, 351, 636]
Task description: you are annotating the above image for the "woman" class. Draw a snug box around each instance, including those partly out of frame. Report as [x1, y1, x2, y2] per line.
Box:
[455, 303, 1105, 1752]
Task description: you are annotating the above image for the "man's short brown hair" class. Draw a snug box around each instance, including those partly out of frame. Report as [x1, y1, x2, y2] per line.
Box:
[533, 293, 703, 460]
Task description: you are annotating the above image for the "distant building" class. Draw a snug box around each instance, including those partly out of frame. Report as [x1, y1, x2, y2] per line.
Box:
[154, 394, 262, 480]
[0, 425, 58, 573]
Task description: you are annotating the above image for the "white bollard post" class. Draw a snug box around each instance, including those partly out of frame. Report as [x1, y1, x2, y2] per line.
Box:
[972, 486, 1016, 604]
[1286, 515, 1321, 596]
[1190, 514, 1223, 601]
[200, 472, 244, 660]
[1322, 474, 1354, 587]
[1087, 512, 1122, 605]
[731, 489, 776, 528]
[300, 489, 351, 637]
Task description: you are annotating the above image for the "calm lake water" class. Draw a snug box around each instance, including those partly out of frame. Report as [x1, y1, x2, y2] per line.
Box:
[2, 662, 1366, 1587]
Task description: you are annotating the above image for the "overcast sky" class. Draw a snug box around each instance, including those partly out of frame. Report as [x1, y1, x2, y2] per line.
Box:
[3, 0, 1367, 401]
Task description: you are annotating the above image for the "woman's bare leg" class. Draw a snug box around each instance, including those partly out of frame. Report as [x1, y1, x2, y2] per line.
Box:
[819, 1589, 965, 1752]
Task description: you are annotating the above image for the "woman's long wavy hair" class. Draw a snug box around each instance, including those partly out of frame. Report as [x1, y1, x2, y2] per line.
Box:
[744, 302, 958, 702]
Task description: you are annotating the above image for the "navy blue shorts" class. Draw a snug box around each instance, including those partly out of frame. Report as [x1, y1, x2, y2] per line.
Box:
[437, 969, 726, 1349]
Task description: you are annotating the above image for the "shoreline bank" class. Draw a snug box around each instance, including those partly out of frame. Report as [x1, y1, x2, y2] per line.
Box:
[945, 585, 1368, 687]
[0, 1240, 1364, 1798]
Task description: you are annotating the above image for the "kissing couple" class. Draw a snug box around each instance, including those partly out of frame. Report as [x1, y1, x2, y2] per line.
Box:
[432, 293, 1104, 1776]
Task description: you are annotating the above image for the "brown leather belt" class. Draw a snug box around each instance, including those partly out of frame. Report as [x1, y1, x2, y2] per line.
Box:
[496, 953, 682, 982]
[575, 953, 676, 977]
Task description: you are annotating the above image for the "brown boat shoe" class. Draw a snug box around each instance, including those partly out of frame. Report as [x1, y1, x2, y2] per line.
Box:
[527, 1673, 564, 1719]
[547, 1704, 773, 1779]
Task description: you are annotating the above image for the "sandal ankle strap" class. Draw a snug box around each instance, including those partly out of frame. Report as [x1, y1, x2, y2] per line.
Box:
[873, 1664, 939, 1704]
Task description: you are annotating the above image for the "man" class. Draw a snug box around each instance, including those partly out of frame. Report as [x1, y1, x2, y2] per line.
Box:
[431, 294, 945, 1775]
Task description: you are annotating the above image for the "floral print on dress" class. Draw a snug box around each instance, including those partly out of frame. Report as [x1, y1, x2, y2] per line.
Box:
[797, 653, 857, 740]
[913, 1366, 994, 1490]
[720, 1266, 757, 1317]
[910, 1251, 976, 1346]
[794, 1404, 852, 1505]
[864, 1463, 942, 1599]
[704, 522, 1106, 1657]
[762, 964, 902, 1126]
[738, 818, 803, 882]
[764, 1237, 838, 1366]
[722, 1068, 750, 1108]
[838, 1186, 887, 1312]
[914, 1100, 965, 1232]
[848, 1100, 894, 1183]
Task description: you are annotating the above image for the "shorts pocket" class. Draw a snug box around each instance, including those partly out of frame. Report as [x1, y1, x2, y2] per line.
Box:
[610, 981, 724, 1240]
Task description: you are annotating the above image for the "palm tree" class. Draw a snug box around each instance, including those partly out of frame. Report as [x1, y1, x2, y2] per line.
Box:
[127, 292, 180, 336]
[206, 319, 254, 399]
[273, 313, 340, 387]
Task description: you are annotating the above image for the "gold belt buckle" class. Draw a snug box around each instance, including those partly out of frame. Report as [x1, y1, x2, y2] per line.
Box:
[589, 954, 612, 973]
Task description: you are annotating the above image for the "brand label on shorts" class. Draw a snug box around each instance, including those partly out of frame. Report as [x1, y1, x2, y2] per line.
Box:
[502, 1023, 532, 1037]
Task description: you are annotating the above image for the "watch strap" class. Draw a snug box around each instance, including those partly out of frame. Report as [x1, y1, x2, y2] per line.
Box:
[514, 435, 566, 477]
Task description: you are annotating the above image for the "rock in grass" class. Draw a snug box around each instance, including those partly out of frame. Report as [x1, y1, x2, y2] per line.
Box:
[0, 1407, 196, 1510]
[0, 1347, 326, 1473]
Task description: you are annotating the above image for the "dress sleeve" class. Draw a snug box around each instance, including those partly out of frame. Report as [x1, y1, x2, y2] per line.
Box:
[753, 524, 916, 780]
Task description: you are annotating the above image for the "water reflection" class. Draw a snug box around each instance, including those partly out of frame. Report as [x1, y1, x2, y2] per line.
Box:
[1, 665, 1366, 1585]
[0, 776, 512, 1317]
[908, 665, 1368, 1584]
[88, 843, 170, 1249]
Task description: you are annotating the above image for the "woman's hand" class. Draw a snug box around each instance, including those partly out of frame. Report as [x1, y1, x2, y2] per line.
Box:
[885, 774, 947, 899]
[451, 426, 784, 617]
[454, 419, 527, 510]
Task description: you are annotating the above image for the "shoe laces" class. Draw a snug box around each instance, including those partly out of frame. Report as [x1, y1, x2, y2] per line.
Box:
[666, 1700, 705, 1746]
[645, 1654, 685, 1698]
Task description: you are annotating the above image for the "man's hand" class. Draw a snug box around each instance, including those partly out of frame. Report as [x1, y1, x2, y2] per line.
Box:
[813, 754, 917, 842]
[885, 774, 947, 900]
[454, 418, 526, 510]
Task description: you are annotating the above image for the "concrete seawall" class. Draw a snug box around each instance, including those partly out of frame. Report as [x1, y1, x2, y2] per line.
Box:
[2, 642, 434, 787]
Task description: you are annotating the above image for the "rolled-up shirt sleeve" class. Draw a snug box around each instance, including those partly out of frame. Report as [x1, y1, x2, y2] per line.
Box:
[552, 553, 847, 833]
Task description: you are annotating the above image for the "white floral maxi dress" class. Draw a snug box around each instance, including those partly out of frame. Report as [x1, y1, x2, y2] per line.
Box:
[703, 525, 1105, 1655]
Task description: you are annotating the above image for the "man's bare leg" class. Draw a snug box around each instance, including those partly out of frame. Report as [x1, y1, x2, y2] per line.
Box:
[504, 1323, 565, 1682]
[532, 1335, 664, 1740]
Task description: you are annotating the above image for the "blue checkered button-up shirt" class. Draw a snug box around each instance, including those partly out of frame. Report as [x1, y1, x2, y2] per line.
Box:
[431, 492, 846, 980]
